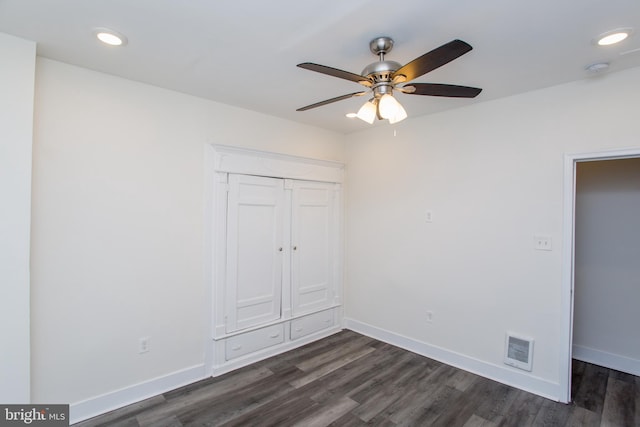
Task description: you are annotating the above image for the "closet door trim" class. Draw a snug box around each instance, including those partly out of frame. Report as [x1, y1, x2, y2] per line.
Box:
[211, 144, 344, 183]
[207, 144, 343, 342]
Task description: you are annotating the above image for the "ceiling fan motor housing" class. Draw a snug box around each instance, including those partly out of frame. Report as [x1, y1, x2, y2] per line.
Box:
[361, 60, 401, 98]
[363, 37, 400, 98]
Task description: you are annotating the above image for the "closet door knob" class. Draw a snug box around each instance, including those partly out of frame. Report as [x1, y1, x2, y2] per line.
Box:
[293, 246, 298, 251]
[278, 247, 283, 252]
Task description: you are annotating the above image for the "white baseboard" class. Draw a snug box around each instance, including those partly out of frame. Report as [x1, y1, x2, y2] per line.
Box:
[573, 345, 640, 376]
[70, 364, 207, 424]
[344, 318, 562, 402]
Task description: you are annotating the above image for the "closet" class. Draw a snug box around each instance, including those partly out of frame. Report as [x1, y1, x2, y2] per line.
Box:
[208, 145, 343, 374]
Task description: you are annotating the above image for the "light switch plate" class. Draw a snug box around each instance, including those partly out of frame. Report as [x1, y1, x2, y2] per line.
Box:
[425, 210, 433, 223]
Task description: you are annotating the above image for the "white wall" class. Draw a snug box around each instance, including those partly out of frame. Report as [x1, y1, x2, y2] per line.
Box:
[0, 33, 35, 403]
[344, 66, 640, 399]
[23, 42, 640, 415]
[573, 158, 640, 374]
[30, 58, 344, 408]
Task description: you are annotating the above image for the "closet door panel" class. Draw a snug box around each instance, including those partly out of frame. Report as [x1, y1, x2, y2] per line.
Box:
[226, 174, 284, 332]
[291, 181, 335, 315]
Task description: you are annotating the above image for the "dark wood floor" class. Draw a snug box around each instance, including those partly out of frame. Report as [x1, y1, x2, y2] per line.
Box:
[75, 330, 639, 427]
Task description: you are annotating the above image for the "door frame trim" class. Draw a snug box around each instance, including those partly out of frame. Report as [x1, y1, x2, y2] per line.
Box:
[560, 147, 640, 402]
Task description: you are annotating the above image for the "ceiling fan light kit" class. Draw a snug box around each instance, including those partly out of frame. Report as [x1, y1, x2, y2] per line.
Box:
[356, 100, 377, 124]
[389, 103, 408, 124]
[296, 36, 482, 125]
[379, 93, 408, 124]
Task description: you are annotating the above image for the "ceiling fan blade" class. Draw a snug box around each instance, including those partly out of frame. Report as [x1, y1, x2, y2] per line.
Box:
[392, 39, 473, 82]
[404, 83, 482, 98]
[297, 63, 372, 86]
[296, 92, 367, 111]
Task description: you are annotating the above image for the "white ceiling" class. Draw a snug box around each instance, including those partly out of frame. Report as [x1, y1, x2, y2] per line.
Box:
[2, 0, 640, 134]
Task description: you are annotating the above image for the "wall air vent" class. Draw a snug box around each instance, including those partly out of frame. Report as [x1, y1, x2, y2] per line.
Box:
[504, 333, 534, 371]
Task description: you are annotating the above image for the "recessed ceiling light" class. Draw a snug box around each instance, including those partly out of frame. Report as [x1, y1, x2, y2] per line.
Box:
[94, 27, 128, 46]
[595, 28, 633, 46]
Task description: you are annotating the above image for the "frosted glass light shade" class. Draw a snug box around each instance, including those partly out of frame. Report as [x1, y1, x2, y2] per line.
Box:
[356, 100, 376, 124]
[389, 103, 407, 124]
[378, 94, 402, 119]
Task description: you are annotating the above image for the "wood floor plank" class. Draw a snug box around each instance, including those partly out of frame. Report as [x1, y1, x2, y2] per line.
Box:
[83, 417, 139, 427]
[72, 330, 640, 427]
[497, 389, 545, 427]
[601, 377, 635, 427]
[571, 359, 587, 399]
[327, 412, 369, 426]
[265, 330, 367, 374]
[572, 362, 609, 414]
[350, 352, 429, 422]
[473, 382, 520, 423]
[136, 366, 273, 425]
[219, 348, 371, 426]
[217, 388, 318, 427]
[75, 395, 166, 427]
[397, 384, 462, 426]
[294, 335, 374, 372]
[531, 399, 572, 427]
[309, 343, 408, 404]
[289, 345, 376, 389]
[141, 415, 183, 427]
[565, 406, 600, 427]
[608, 368, 637, 384]
[351, 386, 405, 423]
[464, 414, 498, 427]
[291, 396, 359, 427]
[346, 349, 420, 403]
[385, 363, 464, 424]
[177, 374, 295, 426]
[447, 368, 481, 392]
[358, 413, 397, 427]
[427, 377, 496, 427]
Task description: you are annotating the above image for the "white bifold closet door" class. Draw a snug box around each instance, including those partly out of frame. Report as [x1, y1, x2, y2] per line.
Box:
[291, 180, 335, 315]
[225, 174, 284, 332]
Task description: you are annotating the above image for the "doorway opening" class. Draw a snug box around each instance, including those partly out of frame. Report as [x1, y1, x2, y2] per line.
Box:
[560, 148, 640, 403]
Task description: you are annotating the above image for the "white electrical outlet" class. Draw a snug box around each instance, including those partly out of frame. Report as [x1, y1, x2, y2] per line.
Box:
[426, 311, 434, 323]
[139, 337, 150, 354]
[534, 235, 552, 251]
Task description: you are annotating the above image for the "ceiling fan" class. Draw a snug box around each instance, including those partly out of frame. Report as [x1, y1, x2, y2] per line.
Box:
[296, 37, 482, 124]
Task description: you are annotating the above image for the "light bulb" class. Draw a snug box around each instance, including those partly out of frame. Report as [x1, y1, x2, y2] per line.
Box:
[378, 94, 401, 119]
[356, 100, 376, 124]
[389, 103, 407, 124]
